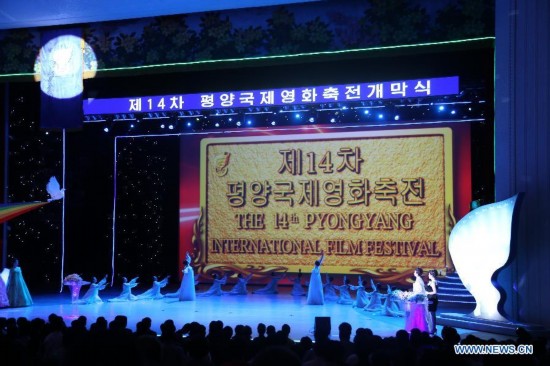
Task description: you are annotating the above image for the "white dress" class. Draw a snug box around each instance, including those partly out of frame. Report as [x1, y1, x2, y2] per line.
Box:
[77, 277, 107, 304]
[166, 266, 196, 301]
[224, 274, 252, 295]
[0, 275, 9, 308]
[108, 278, 139, 302]
[136, 276, 170, 300]
[306, 266, 324, 305]
[197, 275, 226, 296]
[412, 276, 426, 295]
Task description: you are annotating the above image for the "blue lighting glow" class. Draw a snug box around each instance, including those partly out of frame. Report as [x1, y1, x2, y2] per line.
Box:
[295, 113, 301, 119]
[394, 115, 400, 121]
[103, 127, 109, 132]
[309, 117, 315, 123]
[271, 121, 276, 126]
[438, 105, 445, 111]
[378, 114, 384, 119]
[187, 122, 192, 127]
[451, 110, 456, 115]
[215, 123, 220, 127]
[160, 124, 165, 129]
[236, 121, 241, 127]
[364, 110, 369, 115]
[330, 118, 336, 123]
[168, 124, 174, 130]
[247, 120, 252, 125]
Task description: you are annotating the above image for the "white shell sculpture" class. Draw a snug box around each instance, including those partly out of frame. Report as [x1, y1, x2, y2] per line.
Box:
[449, 195, 521, 321]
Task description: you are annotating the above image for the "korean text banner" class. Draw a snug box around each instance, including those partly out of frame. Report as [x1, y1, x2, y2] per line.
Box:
[194, 128, 454, 280]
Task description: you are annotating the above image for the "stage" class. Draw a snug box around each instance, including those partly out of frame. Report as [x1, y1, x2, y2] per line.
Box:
[0, 285, 512, 342]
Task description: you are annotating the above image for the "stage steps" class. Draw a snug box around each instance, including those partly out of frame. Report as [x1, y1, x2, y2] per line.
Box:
[437, 272, 476, 306]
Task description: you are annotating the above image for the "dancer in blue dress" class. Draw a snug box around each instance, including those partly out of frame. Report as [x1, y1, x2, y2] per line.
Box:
[253, 271, 286, 294]
[136, 275, 171, 300]
[306, 251, 325, 305]
[364, 279, 382, 312]
[289, 269, 305, 296]
[166, 252, 196, 301]
[350, 277, 369, 309]
[197, 273, 227, 296]
[378, 284, 403, 317]
[108, 276, 139, 302]
[323, 274, 338, 301]
[6, 259, 33, 307]
[224, 273, 252, 295]
[336, 276, 353, 305]
[77, 275, 108, 304]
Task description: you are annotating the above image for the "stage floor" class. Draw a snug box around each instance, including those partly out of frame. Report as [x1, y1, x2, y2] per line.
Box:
[0, 286, 509, 342]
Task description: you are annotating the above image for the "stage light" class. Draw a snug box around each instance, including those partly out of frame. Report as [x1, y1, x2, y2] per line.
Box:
[378, 114, 384, 119]
[45, 131, 49, 135]
[295, 113, 301, 119]
[103, 127, 109, 132]
[247, 120, 252, 125]
[215, 123, 220, 127]
[236, 121, 241, 127]
[364, 110, 369, 115]
[451, 110, 456, 115]
[160, 124, 165, 129]
[394, 115, 400, 121]
[330, 118, 336, 123]
[271, 121, 276, 126]
[168, 124, 174, 130]
[229, 118, 233, 122]
[438, 105, 445, 111]
[130, 124, 134, 128]
[309, 117, 315, 123]
[187, 122, 192, 127]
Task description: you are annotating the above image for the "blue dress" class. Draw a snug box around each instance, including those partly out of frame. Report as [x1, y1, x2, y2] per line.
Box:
[7, 266, 33, 307]
[7, 267, 32, 307]
[306, 266, 324, 305]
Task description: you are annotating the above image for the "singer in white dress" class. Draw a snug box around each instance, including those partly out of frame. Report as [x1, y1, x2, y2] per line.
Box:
[306, 251, 325, 305]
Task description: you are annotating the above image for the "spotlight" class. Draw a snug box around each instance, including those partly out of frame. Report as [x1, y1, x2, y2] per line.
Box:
[187, 122, 192, 127]
[438, 105, 445, 111]
[309, 117, 315, 123]
[236, 121, 241, 127]
[130, 124, 134, 128]
[295, 113, 301, 119]
[45, 131, 49, 135]
[378, 114, 384, 119]
[330, 118, 336, 123]
[168, 124, 174, 130]
[451, 110, 456, 115]
[271, 121, 276, 126]
[364, 110, 369, 115]
[160, 124, 165, 128]
[247, 120, 252, 126]
[103, 127, 109, 132]
[229, 118, 232, 122]
[215, 123, 220, 127]
[394, 115, 400, 121]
